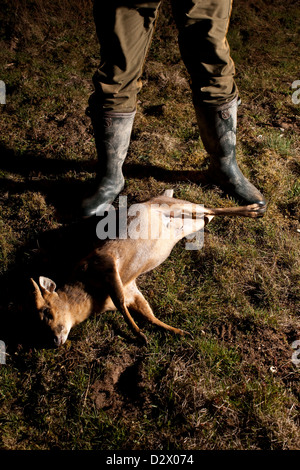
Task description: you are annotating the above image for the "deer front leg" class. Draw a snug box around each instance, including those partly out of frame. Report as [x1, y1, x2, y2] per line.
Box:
[81, 253, 148, 344]
[99, 256, 148, 345]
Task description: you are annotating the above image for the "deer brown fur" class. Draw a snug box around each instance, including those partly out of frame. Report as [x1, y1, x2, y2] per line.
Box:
[31, 190, 264, 346]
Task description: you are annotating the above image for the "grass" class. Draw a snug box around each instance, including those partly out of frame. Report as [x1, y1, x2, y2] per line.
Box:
[0, 0, 299, 451]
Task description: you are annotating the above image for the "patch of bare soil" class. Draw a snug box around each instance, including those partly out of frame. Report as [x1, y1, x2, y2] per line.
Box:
[90, 351, 151, 412]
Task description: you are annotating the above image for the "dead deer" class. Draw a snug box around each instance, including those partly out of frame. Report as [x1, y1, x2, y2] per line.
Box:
[31, 190, 265, 346]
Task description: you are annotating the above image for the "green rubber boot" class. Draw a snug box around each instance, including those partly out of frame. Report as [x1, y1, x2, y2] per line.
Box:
[81, 110, 135, 217]
[194, 96, 266, 209]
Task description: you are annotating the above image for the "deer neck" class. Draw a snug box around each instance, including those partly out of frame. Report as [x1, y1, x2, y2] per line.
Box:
[58, 282, 94, 325]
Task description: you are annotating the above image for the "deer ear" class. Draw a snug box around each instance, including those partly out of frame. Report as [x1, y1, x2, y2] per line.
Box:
[39, 276, 57, 293]
[30, 278, 46, 310]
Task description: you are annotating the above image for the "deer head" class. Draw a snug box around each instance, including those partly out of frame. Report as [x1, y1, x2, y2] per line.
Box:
[31, 276, 73, 346]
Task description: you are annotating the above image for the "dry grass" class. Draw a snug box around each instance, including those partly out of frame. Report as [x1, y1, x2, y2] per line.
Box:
[0, 0, 299, 451]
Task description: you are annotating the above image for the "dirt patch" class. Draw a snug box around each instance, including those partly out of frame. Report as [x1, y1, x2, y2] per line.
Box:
[90, 351, 150, 411]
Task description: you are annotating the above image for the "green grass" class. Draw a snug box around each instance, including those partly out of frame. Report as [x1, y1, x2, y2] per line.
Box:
[0, 0, 299, 451]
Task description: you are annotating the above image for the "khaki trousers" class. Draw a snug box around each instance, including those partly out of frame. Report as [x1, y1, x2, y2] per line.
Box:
[92, 0, 238, 112]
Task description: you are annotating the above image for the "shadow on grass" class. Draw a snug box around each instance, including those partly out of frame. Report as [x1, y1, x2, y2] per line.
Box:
[0, 143, 210, 218]
[0, 211, 102, 353]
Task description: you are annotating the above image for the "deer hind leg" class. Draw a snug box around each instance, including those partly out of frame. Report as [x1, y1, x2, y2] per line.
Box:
[150, 194, 265, 219]
[128, 282, 191, 337]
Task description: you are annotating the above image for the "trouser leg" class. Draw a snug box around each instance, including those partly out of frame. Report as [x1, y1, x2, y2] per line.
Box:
[171, 0, 237, 106]
[91, 1, 161, 112]
[82, 2, 161, 217]
[171, 0, 266, 207]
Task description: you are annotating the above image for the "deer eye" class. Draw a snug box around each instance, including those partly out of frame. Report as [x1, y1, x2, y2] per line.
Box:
[41, 307, 53, 321]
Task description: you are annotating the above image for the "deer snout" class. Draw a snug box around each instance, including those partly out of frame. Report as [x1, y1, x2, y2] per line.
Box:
[53, 324, 70, 347]
[53, 335, 66, 347]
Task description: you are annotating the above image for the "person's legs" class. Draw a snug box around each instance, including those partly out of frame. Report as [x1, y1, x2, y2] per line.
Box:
[172, 0, 266, 207]
[82, 1, 161, 217]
